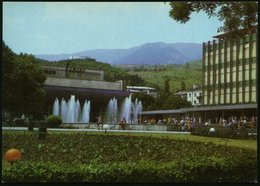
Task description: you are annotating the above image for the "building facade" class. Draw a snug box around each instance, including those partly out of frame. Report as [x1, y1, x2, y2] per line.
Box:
[43, 66, 104, 81]
[42, 65, 129, 121]
[141, 27, 258, 124]
[126, 86, 157, 97]
[202, 27, 258, 106]
[175, 86, 202, 106]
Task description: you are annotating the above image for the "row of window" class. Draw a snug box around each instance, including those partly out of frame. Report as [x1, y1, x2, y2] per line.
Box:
[204, 44, 257, 65]
[204, 89, 257, 96]
[188, 92, 202, 97]
[204, 91, 256, 105]
[205, 57, 256, 68]
[204, 80, 257, 89]
[204, 34, 256, 51]
[205, 69, 257, 84]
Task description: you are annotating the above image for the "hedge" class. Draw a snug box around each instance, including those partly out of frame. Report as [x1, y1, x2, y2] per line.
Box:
[191, 125, 257, 139]
[2, 158, 256, 183]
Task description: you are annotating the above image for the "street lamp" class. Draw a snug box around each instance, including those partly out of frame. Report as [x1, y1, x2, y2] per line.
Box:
[103, 124, 110, 133]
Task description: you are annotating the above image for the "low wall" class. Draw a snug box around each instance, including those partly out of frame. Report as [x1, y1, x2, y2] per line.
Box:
[61, 123, 168, 131]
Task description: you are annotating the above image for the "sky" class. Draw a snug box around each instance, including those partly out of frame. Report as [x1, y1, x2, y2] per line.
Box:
[3, 2, 223, 55]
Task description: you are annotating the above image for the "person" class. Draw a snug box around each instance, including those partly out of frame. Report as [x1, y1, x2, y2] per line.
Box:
[119, 117, 126, 130]
[157, 119, 163, 125]
[205, 120, 209, 126]
[189, 118, 195, 132]
[233, 117, 238, 130]
[180, 118, 185, 131]
[97, 115, 103, 130]
[243, 117, 247, 128]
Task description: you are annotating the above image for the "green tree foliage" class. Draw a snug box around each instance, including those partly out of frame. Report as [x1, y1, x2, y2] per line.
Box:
[162, 95, 192, 110]
[131, 93, 156, 111]
[127, 61, 202, 93]
[156, 92, 192, 110]
[181, 81, 186, 91]
[164, 78, 170, 96]
[169, 2, 258, 39]
[2, 41, 47, 116]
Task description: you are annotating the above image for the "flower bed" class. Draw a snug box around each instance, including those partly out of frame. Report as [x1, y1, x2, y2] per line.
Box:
[2, 132, 257, 182]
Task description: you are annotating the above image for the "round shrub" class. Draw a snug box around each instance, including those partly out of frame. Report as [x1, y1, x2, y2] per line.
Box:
[45, 115, 62, 128]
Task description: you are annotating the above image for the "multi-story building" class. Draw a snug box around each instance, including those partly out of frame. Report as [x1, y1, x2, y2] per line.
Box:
[142, 27, 257, 124]
[175, 85, 202, 106]
[202, 26, 257, 106]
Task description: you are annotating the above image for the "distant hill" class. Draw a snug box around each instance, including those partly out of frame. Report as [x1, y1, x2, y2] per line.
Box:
[126, 60, 203, 93]
[35, 42, 202, 65]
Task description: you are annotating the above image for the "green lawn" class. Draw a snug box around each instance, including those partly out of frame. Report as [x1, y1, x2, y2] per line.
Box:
[89, 131, 257, 151]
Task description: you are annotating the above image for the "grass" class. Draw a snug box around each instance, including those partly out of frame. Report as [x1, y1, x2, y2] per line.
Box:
[90, 131, 257, 151]
[2, 130, 257, 151]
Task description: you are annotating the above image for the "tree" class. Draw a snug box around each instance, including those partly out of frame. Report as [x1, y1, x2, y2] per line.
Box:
[159, 95, 192, 110]
[2, 41, 47, 116]
[181, 81, 186, 91]
[164, 78, 170, 96]
[169, 2, 258, 39]
[131, 92, 156, 111]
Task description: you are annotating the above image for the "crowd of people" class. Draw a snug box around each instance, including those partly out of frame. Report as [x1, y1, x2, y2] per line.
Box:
[142, 115, 257, 131]
[143, 116, 196, 131]
[217, 116, 257, 129]
[97, 115, 127, 130]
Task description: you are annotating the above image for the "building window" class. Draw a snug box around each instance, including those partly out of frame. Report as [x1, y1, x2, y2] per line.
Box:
[189, 93, 191, 97]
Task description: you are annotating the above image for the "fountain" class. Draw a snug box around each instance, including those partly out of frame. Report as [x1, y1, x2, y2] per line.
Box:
[52, 95, 91, 123]
[53, 94, 142, 125]
[106, 97, 118, 124]
[133, 98, 142, 124]
[53, 98, 59, 116]
[82, 100, 91, 123]
[120, 95, 132, 124]
[120, 95, 142, 124]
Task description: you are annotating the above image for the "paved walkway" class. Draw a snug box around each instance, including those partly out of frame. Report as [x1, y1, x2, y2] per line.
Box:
[2, 127, 191, 135]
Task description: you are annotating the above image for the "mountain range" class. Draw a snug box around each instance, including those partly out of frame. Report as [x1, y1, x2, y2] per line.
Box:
[36, 42, 202, 65]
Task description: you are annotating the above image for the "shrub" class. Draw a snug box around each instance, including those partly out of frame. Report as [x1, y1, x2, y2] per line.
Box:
[45, 115, 62, 128]
[191, 125, 257, 139]
[2, 159, 257, 182]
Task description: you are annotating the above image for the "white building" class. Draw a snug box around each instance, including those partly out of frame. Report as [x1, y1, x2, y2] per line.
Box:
[126, 86, 157, 97]
[175, 85, 202, 106]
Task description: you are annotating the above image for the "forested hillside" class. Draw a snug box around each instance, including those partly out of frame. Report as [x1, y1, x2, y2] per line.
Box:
[125, 60, 203, 93]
